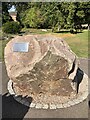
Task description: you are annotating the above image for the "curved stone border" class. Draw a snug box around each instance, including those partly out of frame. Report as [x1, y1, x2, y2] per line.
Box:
[7, 80, 15, 95]
[7, 73, 88, 109]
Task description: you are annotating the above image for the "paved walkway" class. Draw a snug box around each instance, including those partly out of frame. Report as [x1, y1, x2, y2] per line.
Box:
[1, 58, 90, 119]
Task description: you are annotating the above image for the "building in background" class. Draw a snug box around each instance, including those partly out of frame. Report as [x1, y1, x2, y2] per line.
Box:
[8, 5, 17, 21]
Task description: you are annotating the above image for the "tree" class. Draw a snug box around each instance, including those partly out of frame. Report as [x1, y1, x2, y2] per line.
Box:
[66, 3, 76, 32]
[2, 2, 89, 32]
[56, 2, 69, 30]
[13, 3, 29, 27]
[2, 2, 13, 24]
[0, 2, 2, 27]
[21, 7, 46, 28]
[82, 2, 90, 30]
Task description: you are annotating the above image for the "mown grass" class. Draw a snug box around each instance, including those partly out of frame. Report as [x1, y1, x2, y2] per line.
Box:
[0, 29, 88, 61]
[0, 40, 10, 60]
[21, 28, 52, 34]
[64, 30, 88, 58]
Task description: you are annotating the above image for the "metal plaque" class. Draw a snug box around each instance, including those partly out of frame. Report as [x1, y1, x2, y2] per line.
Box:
[13, 42, 29, 52]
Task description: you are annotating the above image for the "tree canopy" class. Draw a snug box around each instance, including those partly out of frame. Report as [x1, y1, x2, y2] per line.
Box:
[2, 2, 90, 32]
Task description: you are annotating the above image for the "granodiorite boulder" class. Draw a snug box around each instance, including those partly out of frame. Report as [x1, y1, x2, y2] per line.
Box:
[5, 35, 79, 99]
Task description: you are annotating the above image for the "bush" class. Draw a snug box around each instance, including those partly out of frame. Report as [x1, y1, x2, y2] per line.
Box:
[2, 21, 21, 34]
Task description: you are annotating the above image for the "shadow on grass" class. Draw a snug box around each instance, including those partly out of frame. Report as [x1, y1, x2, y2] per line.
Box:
[2, 93, 32, 119]
[55, 30, 83, 34]
[55, 30, 70, 33]
[71, 31, 83, 34]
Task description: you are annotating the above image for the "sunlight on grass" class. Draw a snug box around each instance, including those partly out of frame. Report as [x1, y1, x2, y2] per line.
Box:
[0, 40, 10, 60]
[64, 30, 88, 58]
[0, 30, 88, 60]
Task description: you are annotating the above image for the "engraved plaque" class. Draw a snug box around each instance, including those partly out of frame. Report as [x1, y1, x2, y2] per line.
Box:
[13, 42, 29, 52]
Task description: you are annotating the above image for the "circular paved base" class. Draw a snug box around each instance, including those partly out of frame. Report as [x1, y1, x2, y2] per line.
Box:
[7, 73, 88, 109]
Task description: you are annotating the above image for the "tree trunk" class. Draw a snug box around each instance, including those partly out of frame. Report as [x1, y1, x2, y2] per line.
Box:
[57, 22, 60, 32]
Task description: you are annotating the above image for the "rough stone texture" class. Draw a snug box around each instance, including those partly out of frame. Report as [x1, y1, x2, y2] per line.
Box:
[24, 101, 30, 107]
[7, 79, 15, 95]
[14, 95, 22, 102]
[63, 103, 71, 108]
[50, 104, 56, 109]
[30, 103, 36, 108]
[42, 104, 49, 109]
[56, 104, 63, 109]
[35, 103, 42, 109]
[7, 70, 88, 109]
[5, 35, 79, 97]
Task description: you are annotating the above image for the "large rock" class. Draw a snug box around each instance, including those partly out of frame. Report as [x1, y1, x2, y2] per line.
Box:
[4, 35, 79, 96]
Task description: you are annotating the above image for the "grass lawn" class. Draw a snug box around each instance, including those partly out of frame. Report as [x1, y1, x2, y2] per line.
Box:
[0, 29, 88, 61]
[0, 40, 10, 60]
[64, 30, 88, 58]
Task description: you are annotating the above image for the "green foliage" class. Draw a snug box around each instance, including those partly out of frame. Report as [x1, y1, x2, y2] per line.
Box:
[2, 2, 90, 32]
[66, 3, 76, 29]
[76, 10, 85, 18]
[64, 30, 88, 58]
[2, 3, 13, 24]
[2, 21, 21, 34]
[21, 7, 45, 28]
[0, 30, 88, 60]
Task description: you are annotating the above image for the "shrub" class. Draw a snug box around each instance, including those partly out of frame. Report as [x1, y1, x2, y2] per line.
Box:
[2, 21, 21, 34]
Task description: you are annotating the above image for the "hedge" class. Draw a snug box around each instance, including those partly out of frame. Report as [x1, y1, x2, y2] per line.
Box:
[2, 21, 21, 34]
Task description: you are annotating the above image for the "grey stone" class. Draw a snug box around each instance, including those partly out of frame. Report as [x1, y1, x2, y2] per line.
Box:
[56, 104, 63, 109]
[14, 96, 22, 102]
[30, 103, 36, 108]
[7, 80, 15, 95]
[63, 103, 71, 108]
[50, 104, 56, 109]
[67, 100, 75, 106]
[35, 103, 42, 109]
[8, 87, 15, 95]
[82, 92, 88, 99]
[42, 104, 49, 109]
[24, 101, 30, 107]
[20, 98, 27, 104]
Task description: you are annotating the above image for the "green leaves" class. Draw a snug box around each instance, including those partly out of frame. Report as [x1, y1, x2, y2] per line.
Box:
[2, 21, 21, 34]
[22, 7, 45, 28]
[2, 2, 90, 32]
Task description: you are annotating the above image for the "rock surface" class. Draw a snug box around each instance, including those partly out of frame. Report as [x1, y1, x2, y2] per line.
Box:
[5, 35, 79, 97]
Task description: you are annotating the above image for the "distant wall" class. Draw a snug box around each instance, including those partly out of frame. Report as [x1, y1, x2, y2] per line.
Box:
[9, 12, 17, 22]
